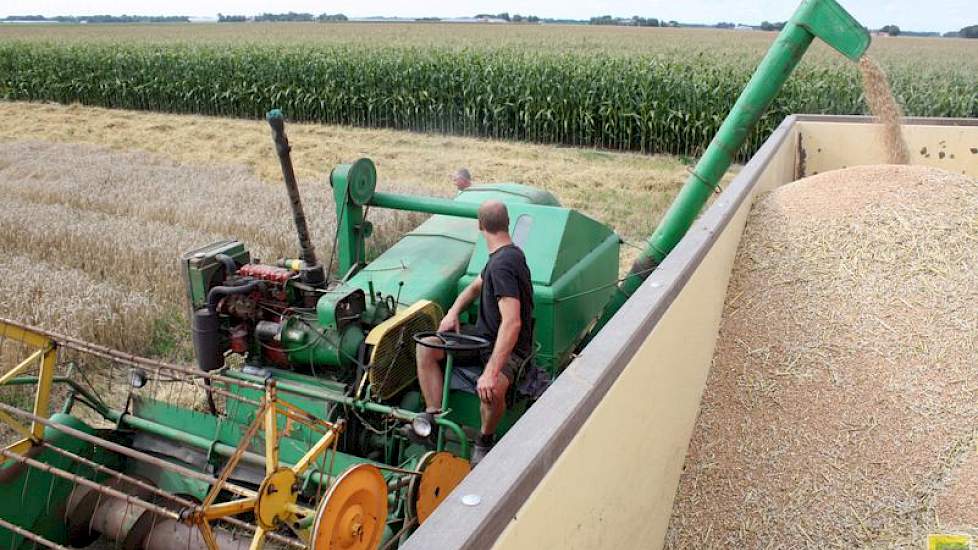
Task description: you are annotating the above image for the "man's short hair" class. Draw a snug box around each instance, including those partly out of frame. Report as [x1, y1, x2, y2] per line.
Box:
[478, 201, 509, 234]
[453, 168, 471, 182]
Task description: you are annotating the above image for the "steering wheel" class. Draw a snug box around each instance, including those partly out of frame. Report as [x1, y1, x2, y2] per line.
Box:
[412, 331, 491, 352]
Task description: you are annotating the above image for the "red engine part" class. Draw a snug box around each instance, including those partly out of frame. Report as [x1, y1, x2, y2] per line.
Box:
[229, 324, 250, 354]
[237, 264, 294, 284]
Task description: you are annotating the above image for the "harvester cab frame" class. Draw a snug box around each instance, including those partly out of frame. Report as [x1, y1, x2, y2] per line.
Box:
[0, 0, 871, 548]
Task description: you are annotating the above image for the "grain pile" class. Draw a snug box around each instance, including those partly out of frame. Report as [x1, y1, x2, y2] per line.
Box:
[859, 57, 910, 165]
[667, 165, 978, 548]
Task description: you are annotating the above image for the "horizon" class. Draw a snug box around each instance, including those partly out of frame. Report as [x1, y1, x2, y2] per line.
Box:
[2, 1, 974, 34]
[0, 13, 967, 35]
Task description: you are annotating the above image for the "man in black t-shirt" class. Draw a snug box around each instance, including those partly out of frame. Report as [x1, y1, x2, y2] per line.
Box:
[415, 200, 534, 466]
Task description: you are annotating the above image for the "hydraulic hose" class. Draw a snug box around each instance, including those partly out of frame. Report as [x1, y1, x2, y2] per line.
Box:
[205, 279, 264, 313]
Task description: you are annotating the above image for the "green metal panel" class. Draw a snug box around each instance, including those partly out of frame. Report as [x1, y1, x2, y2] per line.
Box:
[444, 392, 527, 440]
[347, 215, 478, 313]
[130, 395, 374, 480]
[455, 184, 560, 207]
[0, 414, 114, 549]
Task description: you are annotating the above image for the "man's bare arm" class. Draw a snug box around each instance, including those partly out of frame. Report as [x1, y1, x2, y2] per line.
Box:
[484, 297, 521, 378]
[439, 275, 482, 332]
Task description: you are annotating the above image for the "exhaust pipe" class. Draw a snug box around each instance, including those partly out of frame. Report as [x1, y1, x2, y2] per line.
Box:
[267, 109, 326, 287]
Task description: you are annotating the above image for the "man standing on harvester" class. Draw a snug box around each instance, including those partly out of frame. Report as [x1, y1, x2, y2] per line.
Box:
[415, 200, 535, 466]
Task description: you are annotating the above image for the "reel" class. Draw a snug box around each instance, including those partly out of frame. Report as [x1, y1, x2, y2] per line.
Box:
[408, 451, 471, 524]
[310, 463, 388, 550]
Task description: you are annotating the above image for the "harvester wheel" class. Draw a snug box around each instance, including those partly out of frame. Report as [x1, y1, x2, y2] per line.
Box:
[310, 463, 387, 550]
[409, 451, 470, 524]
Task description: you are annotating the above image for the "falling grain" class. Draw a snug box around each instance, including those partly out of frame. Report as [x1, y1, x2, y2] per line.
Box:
[859, 57, 910, 165]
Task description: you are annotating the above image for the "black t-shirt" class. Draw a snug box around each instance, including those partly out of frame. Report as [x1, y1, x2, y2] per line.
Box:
[474, 244, 534, 360]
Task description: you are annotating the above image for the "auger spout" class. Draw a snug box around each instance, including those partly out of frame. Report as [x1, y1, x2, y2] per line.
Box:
[594, 0, 870, 331]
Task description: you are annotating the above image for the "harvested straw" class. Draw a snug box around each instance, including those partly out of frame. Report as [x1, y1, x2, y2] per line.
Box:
[667, 165, 978, 548]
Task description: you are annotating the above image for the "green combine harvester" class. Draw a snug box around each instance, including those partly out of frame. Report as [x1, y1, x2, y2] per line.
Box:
[0, 1, 870, 548]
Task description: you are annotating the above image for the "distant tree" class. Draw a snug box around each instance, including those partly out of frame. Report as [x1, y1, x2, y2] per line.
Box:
[630, 16, 659, 27]
[512, 14, 523, 22]
[3, 15, 47, 21]
[880, 24, 901, 36]
[218, 14, 247, 22]
[960, 25, 978, 38]
[497, 12, 510, 22]
[255, 12, 315, 22]
[666, 20, 679, 27]
[589, 15, 658, 27]
[527, 15, 540, 23]
[715, 22, 735, 29]
[760, 20, 785, 31]
[48, 14, 190, 23]
[317, 13, 348, 22]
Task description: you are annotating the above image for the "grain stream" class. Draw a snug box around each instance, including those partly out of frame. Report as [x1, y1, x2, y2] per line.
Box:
[859, 57, 910, 164]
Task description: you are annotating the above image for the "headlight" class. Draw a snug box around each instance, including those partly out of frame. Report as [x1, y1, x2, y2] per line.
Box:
[128, 368, 147, 389]
[411, 415, 432, 438]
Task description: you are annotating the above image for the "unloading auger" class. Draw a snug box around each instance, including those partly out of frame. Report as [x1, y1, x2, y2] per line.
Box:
[0, 1, 870, 548]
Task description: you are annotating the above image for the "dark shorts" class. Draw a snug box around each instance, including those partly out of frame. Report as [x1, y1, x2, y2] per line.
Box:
[444, 326, 521, 394]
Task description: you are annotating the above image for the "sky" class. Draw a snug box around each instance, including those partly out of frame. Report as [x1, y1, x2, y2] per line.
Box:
[2, 1, 973, 33]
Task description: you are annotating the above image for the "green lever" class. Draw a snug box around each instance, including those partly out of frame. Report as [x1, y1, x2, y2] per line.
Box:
[595, 0, 870, 330]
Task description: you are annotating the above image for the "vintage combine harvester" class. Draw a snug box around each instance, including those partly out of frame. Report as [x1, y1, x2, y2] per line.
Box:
[0, 0, 872, 548]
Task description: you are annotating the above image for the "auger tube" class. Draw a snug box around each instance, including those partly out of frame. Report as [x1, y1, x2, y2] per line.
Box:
[594, 0, 870, 331]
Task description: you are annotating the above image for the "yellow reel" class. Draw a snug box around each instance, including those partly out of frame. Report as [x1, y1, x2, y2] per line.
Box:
[310, 463, 388, 550]
[409, 451, 470, 524]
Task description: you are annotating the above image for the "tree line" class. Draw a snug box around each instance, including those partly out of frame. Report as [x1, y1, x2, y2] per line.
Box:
[218, 13, 347, 22]
[3, 13, 974, 36]
[2, 14, 189, 23]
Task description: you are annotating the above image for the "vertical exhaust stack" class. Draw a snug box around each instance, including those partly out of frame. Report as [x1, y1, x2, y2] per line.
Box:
[267, 109, 327, 287]
[594, 0, 870, 331]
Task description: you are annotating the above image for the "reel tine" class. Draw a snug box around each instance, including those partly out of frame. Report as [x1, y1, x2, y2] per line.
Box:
[45, 467, 56, 514]
[115, 501, 131, 548]
[21, 459, 32, 507]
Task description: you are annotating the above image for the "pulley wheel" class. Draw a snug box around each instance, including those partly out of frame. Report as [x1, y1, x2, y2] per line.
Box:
[347, 158, 377, 206]
[255, 467, 299, 530]
[310, 463, 388, 550]
[408, 451, 470, 524]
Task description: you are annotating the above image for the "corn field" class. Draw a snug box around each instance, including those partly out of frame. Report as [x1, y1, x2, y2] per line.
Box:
[0, 24, 976, 159]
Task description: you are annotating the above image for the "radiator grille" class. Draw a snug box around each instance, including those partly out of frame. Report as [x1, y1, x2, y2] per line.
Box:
[365, 300, 442, 400]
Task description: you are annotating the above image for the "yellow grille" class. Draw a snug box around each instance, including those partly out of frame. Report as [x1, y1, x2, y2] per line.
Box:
[365, 300, 442, 400]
